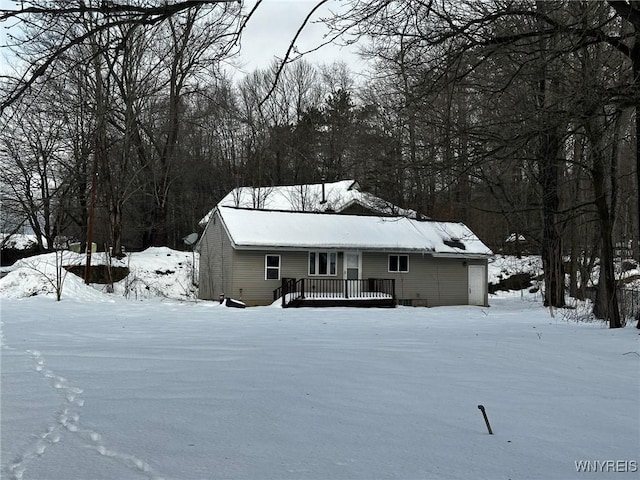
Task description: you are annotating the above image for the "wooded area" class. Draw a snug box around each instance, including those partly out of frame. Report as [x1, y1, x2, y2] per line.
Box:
[0, 0, 638, 326]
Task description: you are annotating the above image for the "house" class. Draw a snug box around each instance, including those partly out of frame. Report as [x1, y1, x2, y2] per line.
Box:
[503, 233, 532, 255]
[198, 179, 420, 227]
[197, 184, 493, 307]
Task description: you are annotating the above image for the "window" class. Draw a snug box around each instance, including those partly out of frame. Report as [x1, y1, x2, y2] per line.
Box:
[309, 251, 337, 276]
[265, 255, 281, 280]
[388, 254, 409, 273]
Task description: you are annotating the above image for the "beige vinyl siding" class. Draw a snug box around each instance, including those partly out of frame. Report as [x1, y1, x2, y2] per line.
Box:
[198, 218, 488, 306]
[198, 210, 233, 301]
[362, 252, 470, 306]
[231, 250, 311, 306]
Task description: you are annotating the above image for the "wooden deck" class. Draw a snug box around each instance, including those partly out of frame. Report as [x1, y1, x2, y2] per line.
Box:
[274, 278, 396, 308]
[286, 297, 396, 308]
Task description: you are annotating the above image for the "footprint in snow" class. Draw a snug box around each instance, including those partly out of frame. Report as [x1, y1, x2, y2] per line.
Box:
[5, 349, 166, 480]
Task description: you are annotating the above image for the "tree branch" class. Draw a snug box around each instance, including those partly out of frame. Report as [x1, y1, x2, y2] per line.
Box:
[607, 1, 640, 27]
[1, 0, 244, 114]
[0, 1, 240, 21]
[259, 0, 329, 108]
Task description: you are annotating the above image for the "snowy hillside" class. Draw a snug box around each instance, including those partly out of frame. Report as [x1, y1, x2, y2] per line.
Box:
[488, 254, 543, 286]
[0, 247, 198, 301]
[0, 233, 46, 250]
[488, 254, 640, 291]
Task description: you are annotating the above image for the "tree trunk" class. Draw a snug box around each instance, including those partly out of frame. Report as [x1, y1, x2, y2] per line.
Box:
[84, 157, 98, 285]
[150, 201, 168, 247]
[591, 147, 622, 328]
[109, 199, 124, 258]
[569, 243, 579, 299]
[85, 39, 106, 285]
[535, 1, 565, 308]
[635, 96, 640, 263]
[539, 125, 565, 308]
[592, 204, 621, 328]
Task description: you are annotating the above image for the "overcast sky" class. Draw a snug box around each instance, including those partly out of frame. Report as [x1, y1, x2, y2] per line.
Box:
[0, 0, 365, 78]
[237, 0, 363, 74]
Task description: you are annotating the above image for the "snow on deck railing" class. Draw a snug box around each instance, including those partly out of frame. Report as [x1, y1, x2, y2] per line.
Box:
[302, 292, 393, 299]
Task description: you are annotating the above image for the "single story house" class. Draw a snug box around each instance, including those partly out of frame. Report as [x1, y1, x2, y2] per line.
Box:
[197, 204, 493, 307]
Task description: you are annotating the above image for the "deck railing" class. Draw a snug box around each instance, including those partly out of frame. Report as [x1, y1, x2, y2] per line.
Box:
[274, 278, 396, 307]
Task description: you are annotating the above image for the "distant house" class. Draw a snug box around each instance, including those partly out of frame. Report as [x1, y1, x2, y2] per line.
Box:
[197, 181, 492, 307]
[503, 233, 532, 255]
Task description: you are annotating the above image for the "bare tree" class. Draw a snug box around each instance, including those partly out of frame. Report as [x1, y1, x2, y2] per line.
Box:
[0, 0, 250, 113]
[0, 93, 67, 252]
[325, 0, 637, 325]
[604, 1, 639, 261]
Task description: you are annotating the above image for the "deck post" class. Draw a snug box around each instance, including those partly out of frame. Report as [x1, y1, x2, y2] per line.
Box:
[282, 278, 287, 308]
[391, 278, 396, 301]
[344, 279, 349, 299]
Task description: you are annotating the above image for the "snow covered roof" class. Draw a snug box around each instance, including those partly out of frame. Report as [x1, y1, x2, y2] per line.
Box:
[505, 233, 526, 243]
[217, 207, 492, 256]
[199, 180, 418, 227]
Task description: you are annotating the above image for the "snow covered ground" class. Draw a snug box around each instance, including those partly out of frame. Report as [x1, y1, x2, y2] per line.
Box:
[1, 250, 639, 479]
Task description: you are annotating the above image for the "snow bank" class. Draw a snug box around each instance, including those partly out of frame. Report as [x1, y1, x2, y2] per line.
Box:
[488, 255, 543, 285]
[105, 247, 198, 301]
[0, 251, 106, 301]
[0, 247, 197, 301]
[0, 232, 47, 250]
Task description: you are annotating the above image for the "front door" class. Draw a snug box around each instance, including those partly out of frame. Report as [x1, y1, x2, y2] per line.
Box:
[344, 251, 361, 297]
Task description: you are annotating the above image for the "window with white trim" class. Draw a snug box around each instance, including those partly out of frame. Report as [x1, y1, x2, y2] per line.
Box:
[265, 254, 281, 280]
[309, 251, 337, 276]
[388, 254, 409, 273]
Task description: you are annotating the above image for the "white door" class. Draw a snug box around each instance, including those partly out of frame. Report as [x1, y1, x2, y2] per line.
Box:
[343, 251, 361, 297]
[468, 265, 485, 306]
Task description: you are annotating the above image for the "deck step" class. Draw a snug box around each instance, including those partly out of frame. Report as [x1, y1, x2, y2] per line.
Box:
[288, 298, 396, 308]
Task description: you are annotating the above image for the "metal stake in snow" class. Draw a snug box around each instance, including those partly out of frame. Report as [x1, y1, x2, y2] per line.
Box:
[477, 405, 493, 434]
